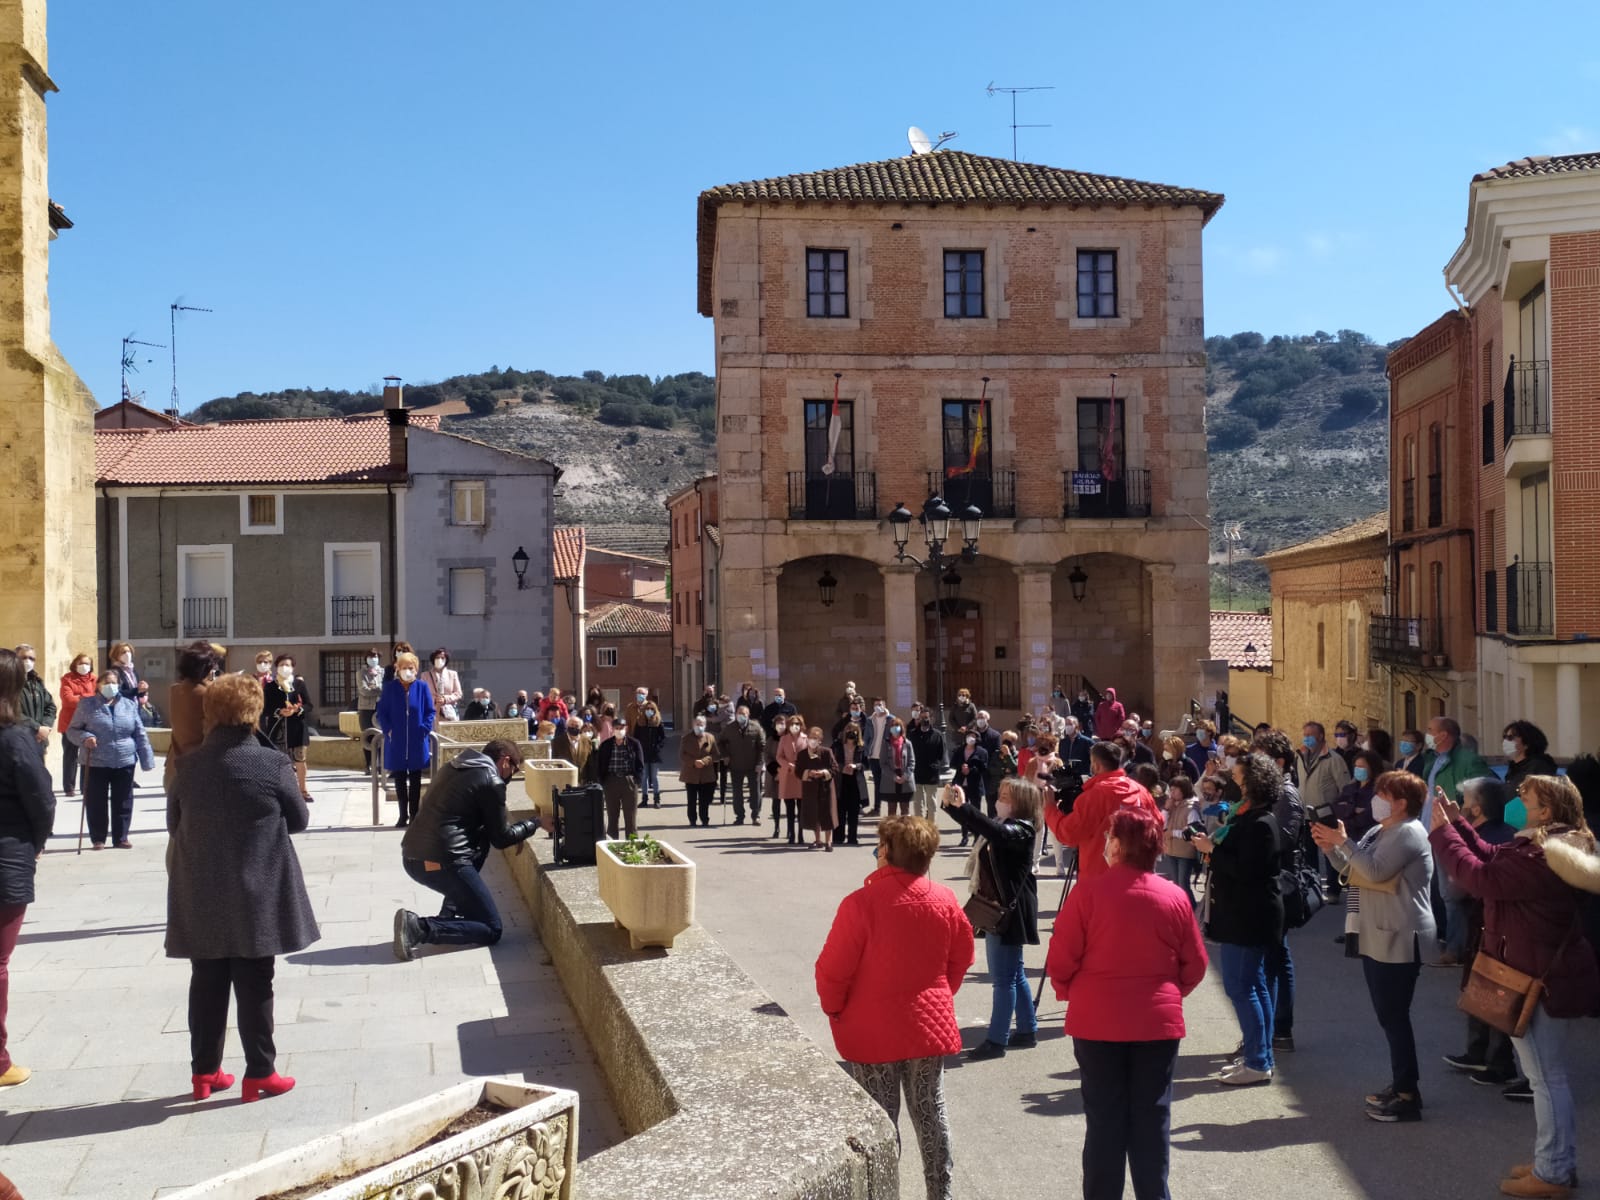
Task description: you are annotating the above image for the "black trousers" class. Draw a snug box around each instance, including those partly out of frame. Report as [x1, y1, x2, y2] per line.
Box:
[1465, 1012, 1516, 1076]
[1362, 954, 1422, 1093]
[687, 782, 716, 825]
[189, 956, 277, 1078]
[84, 764, 135, 845]
[1074, 1037, 1179, 1200]
[393, 769, 422, 822]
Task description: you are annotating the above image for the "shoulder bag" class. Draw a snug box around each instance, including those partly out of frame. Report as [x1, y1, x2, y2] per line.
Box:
[1459, 921, 1581, 1038]
[963, 841, 1016, 936]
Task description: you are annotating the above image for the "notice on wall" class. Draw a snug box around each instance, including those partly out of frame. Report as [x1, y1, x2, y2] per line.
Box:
[749, 647, 764, 659]
[1029, 657, 1046, 671]
[1071, 471, 1103, 495]
[751, 663, 766, 676]
[895, 641, 912, 654]
[1031, 693, 1048, 708]
[1031, 641, 1048, 655]
[896, 686, 914, 710]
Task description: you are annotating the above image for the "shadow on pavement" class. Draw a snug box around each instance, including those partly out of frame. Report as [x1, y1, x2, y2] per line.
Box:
[17, 922, 165, 945]
[286, 942, 396, 968]
[3, 1093, 192, 1143]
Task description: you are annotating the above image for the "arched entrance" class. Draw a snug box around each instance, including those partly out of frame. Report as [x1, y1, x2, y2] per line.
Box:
[1052, 553, 1154, 717]
[775, 556, 884, 724]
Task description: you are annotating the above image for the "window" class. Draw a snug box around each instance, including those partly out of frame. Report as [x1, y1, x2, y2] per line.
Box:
[320, 651, 362, 708]
[449, 567, 486, 616]
[326, 543, 380, 637]
[1346, 613, 1358, 680]
[1316, 621, 1326, 670]
[803, 399, 855, 477]
[1076, 250, 1118, 318]
[179, 544, 233, 638]
[695, 590, 703, 626]
[806, 248, 848, 318]
[452, 481, 486, 526]
[1076, 397, 1125, 475]
[240, 493, 283, 535]
[596, 646, 618, 669]
[943, 400, 993, 478]
[943, 250, 984, 318]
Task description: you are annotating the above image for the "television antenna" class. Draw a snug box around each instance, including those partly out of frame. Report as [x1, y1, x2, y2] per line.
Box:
[120, 333, 164, 405]
[1223, 522, 1246, 610]
[169, 300, 213, 418]
[985, 82, 1054, 160]
[907, 125, 959, 155]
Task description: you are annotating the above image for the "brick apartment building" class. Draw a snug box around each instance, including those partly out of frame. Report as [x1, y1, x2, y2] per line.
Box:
[697, 151, 1224, 725]
[666, 474, 718, 720]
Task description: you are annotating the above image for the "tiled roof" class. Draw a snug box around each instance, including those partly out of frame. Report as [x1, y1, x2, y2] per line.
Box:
[587, 544, 668, 568]
[1210, 610, 1271, 668]
[93, 398, 196, 429]
[1259, 512, 1389, 563]
[704, 522, 721, 548]
[95, 413, 440, 487]
[587, 600, 670, 636]
[698, 150, 1225, 314]
[584, 524, 672, 558]
[552, 526, 586, 582]
[1474, 151, 1600, 182]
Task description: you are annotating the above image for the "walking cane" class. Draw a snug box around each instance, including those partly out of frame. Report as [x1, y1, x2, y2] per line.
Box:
[76, 742, 91, 854]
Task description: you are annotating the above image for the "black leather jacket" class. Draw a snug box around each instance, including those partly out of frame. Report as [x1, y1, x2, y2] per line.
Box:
[400, 750, 536, 865]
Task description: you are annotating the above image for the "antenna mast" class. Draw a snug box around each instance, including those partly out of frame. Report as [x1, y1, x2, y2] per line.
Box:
[985, 82, 1054, 160]
[169, 301, 213, 418]
[121, 334, 164, 406]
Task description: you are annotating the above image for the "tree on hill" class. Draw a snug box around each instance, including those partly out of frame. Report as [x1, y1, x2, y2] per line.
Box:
[464, 389, 498, 416]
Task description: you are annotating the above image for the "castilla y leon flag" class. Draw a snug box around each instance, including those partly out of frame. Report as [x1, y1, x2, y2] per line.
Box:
[946, 377, 989, 479]
[1100, 372, 1119, 484]
[821, 372, 843, 475]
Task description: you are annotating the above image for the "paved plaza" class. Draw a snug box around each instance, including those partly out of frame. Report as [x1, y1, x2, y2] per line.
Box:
[3, 757, 1599, 1200]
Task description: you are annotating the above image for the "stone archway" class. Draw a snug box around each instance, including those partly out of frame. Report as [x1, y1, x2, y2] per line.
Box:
[1052, 553, 1154, 718]
[775, 556, 885, 725]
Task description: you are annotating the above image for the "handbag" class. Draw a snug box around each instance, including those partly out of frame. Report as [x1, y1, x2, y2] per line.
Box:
[1459, 923, 1581, 1038]
[963, 842, 1016, 936]
[1281, 863, 1325, 930]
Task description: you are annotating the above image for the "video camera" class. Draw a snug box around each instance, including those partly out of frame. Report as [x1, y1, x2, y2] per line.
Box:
[1048, 765, 1085, 815]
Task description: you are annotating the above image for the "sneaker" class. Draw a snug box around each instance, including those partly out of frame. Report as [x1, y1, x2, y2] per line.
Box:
[1503, 1080, 1534, 1103]
[1218, 1063, 1272, 1086]
[1364, 1084, 1424, 1109]
[1272, 1034, 1296, 1052]
[733, 816, 745, 826]
[1471, 1068, 1517, 1086]
[1007, 1031, 1037, 1049]
[392, 908, 421, 962]
[965, 1040, 1006, 1062]
[1443, 1051, 1488, 1073]
[0, 1064, 31, 1090]
[1365, 1091, 1422, 1123]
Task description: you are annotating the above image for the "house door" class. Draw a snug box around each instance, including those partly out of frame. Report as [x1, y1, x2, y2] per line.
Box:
[924, 599, 983, 713]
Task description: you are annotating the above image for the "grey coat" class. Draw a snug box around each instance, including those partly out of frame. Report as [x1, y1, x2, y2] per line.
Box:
[1330, 818, 1435, 965]
[165, 725, 320, 960]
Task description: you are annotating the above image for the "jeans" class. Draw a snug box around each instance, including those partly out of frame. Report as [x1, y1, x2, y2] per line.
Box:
[1266, 938, 1294, 1038]
[642, 760, 661, 801]
[84, 764, 135, 845]
[985, 937, 1036, 1046]
[686, 782, 715, 825]
[1361, 953, 1421, 1093]
[1443, 896, 1473, 958]
[1217, 943, 1274, 1072]
[403, 856, 503, 946]
[1074, 1037, 1179, 1200]
[602, 776, 639, 839]
[848, 1056, 953, 1200]
[0, 903, 24, 1074]
[189, 955, 277, 1078]
[1161, 856, 1197, 906]
[1513, 1005, 1579, 1186]
[731, 766, 761, 820]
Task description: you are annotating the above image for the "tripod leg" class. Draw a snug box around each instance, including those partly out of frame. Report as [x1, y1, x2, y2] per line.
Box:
[1033, 868, 1076, 1012]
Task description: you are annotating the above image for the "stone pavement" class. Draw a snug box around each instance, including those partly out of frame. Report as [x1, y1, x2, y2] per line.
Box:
[630, 769, 1600, 1200]
[0, 763, 622, 1200]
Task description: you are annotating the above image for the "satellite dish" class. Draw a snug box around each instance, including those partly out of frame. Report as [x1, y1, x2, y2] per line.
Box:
[908, 125, 933, 155]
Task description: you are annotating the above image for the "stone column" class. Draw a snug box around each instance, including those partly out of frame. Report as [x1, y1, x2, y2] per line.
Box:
[1555, 661, 1582, 759]
[754, 564, 782, 696]
[1147, 561, 1202, 728]
[881, 564, 919, 715]
[1015, 565, 1054, 715]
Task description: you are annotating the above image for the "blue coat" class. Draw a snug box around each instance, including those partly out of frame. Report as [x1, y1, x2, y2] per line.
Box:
[376, 678, 434, 772]
[67, 694, 155, 772]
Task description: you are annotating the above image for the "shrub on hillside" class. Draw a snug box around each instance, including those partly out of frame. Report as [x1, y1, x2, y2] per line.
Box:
[464, 390, 498, 416]
[1209, 414, 1258, 450]
[1231, 392, 1283, 428]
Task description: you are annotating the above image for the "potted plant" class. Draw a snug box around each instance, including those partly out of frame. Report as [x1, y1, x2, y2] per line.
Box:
[169, 1077, 577, 1200]
[595, 834, 697, 950]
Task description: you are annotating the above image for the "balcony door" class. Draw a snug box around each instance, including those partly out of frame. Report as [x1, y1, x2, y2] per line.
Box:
[942, 400, 993, 515]
[328, 543, 380, 637]
[1075, 397, 1128, 517]
[802, 399, 856, 519]
[180, 545, 232, 639]
[1521, 472, 1551, 564]
[1518, 283, 1546, 363]
[1513, 471, 1553, 635]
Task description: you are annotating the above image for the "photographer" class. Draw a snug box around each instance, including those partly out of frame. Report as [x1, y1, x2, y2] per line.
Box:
[1042, 741, 1161, 889]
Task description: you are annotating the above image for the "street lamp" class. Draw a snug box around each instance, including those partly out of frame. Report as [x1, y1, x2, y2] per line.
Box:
[817, 566, 838, 608]
[886, 493, 984, 732]
[511, 545, 531, 590]
[1067, 561, 1088, 602]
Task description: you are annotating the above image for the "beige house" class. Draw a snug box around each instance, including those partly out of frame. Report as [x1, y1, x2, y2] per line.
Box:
[697, 150, 1223, 725]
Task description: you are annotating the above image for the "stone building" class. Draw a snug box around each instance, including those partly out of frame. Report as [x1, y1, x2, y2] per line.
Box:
[696, 151, 1223, 726]
[666, 474, 718, 721]
[1259, 514, 1389, 735]
[586, 601, 672, 713]
[1209, 609, 1272, 730]
[0, 0, 97, 675]
[1446, 151, 1600, 755]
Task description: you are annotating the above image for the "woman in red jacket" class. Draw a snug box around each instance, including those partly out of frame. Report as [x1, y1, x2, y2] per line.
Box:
[1047, 806, 1208, 1200]
[815, 814, 974, 1200]
[57, 652, 97, 796]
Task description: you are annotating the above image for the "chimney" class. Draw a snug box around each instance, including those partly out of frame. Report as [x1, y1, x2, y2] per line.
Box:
[383, 375, 408, 473]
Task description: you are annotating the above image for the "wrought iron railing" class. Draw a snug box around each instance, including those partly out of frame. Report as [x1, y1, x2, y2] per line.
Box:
[1370, 615, 1442, 667]
[941, 668, 1020, 711]
[931, 469, 1016, 518]
[1062, 468, 1151, 518]
[1504, 357, 1551, 444]
[785, 470, 877, 520]
[332, 595, 376, 637]
[181, 596, 228, 638]
[1506, 559, 1553, 636]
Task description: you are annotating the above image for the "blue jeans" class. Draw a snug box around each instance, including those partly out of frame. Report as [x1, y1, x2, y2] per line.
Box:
[1514, 1006, 1579, 1186]
[1217, 943, 1274, 1072]
[642, 760, 661, 800]
[1266, 939, 1294, 1039]
[1161, 856, 1197, 906]
[403, 857, 503, 946]
[985, 937, 1036, 1046]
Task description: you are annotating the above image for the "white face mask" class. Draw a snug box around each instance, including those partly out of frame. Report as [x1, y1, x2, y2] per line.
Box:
[1370, 796, 1394, 822]
[75, 662, 91, 675]
[1162, 750, 1173, 761]
[400, 669, 417, 682]
[966, 736, 977, 747]
[257, 662, 271, 675]
[366, 657, 380, 668]
[120, 654, 133, 667]
[1502, 739, 1518, 757]
[99, 683, 119, 699]
[873, 704, 885, 715]
[996, 801, 1014, 821]
[433, 658, 447, 670]
[693, 722, 706, 734]
[21, 659, 34, 673]
[1223, 755, 1237, 769]
[976, 718, 988, 730]
[278, 665, 294, 678]
[1424, 733, 1437, 751]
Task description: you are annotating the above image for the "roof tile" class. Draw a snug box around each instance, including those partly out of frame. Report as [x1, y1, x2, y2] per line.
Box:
[552, 526, 586, 582]
[587, 600, 670, 636]
[1210, 610, 1272, 668]
[1474, 151, 1600, 182]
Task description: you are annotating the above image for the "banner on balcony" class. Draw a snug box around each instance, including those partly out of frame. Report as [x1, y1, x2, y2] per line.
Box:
[1407, 618, 1420, 648]
[821, 372, 843, 476]
[1071, 471, 1104, 495]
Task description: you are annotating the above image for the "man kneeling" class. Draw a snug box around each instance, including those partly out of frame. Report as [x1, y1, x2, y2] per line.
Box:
[393, 738, 538, 960]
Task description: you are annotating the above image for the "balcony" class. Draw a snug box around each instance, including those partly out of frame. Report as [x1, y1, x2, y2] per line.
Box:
[1427, 473, 1442, 528]
[930, 470, 1015, 518]
[1506, 559, 1554, 637]
[941, 667, 1020, 710]
[1504, 358, 1551, 442]
[1062, 468, 1151, 518]
[1370, 615, 1443, 667]
[332, 594, 376, 637]
[1401, 478, 1415, 533]
[181, 596, 228, 638]
[786, 470, 877, 521]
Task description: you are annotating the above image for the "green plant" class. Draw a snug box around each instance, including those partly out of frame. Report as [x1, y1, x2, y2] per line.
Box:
[612, 833, 669, 865]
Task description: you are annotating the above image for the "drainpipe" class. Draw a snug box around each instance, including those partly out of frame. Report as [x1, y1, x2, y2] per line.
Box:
[386, 482, 398, 655]
[100, 484, 113, 661]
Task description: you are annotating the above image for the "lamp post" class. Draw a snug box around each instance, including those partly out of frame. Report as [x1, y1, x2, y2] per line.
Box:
[885, 494, 983, 732]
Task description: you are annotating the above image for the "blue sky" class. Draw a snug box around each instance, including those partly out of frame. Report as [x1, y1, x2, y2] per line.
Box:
[48, 0, 1600, 410]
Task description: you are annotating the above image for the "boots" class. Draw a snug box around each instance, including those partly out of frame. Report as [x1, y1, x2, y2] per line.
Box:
[786, 810, 798, 845]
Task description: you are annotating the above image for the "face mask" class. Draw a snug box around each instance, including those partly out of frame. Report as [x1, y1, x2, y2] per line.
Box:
[99, 683, 118, 699]
[615, 729, 627, 740]
[873, 704, 885, 716]
[636, 692, 647, 703]
[367, 657, 380, 668]
[1198, 731, 1211, 744]
[1398, 740, 1416, 756]
[1078, 694, 1087, 703]
[966, 736, 977, 747]
[1353, 765, 1370, 783]
[693, 722, 706, 734]
[1335, 734, 1349, 747]
[920, 720, 931, 730]
[567, 726, 581, 737]
[1359, 739, 1370, 751]
[890, 725, 902, 737]
[1370, 796, 1393, 822]
[976, 718, 988, 730]
[1502, 739, 1518, 757]
[257, 663, 271, 674]
[433, 658, 446, 669]
[1424, 734, 1436, 751]
[1223, 755, 1237, 769]
[775, 695, 785, 705]
[1301, 735, 1317, 750]
[400, 669, 417, 682]
[789, 724, 802, 735]
[1162, 750, 1173, 761]
[75, 662, 91, 675]
[120, 654, 133, 667]
[996, 801, 1014, 821]
[278, 666, 294, 678]
[736, 714, 748, 726]
[21, 659, 34, 673]
[1142, 725, 1153, 736]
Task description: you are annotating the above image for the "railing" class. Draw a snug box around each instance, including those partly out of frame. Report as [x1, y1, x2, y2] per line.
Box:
[931, 469, 1015, 518]
[1370, 614, 1443, 667]
[1062, 468, 1151, 518]
[332, 595, 376, 637]
[942, 668, 1020, 710]
[181, 596, 228, 638]
[785, 470, 877, 520]
[1427, 473, 1442, 528]
[1506, 559, 1554, 636]
[1401, 478, 1415, 532]
[1483, 569, 1499, 633]
[1505, 357, 1551, 444]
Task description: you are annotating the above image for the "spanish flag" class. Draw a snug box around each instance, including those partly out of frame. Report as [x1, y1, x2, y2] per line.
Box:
[946, 377, 989, 479]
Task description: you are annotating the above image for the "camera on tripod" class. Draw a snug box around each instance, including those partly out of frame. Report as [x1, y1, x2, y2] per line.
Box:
[1048, 765, 1084, 814]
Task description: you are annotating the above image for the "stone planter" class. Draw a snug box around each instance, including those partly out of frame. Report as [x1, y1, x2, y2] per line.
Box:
[168, 1077, 577, 1200]
[337, 710, 363, 738]
[595, 838, 696, 950]
[523, 758, 579, 828]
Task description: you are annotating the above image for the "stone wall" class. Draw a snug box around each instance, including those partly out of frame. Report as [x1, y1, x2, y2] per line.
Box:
[1267, 542, 1389, 733]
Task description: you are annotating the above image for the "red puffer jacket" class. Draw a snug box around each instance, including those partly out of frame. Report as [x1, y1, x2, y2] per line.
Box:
[1046, 863, 1208, 1041]
[815, 865, 975, 1063]
[1043, 770, 1162, 888]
